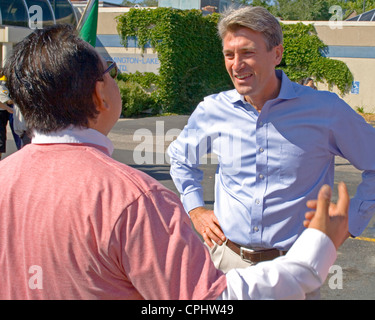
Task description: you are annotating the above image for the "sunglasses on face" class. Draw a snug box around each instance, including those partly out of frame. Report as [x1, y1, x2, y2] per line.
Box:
[102, 60, 119, 79]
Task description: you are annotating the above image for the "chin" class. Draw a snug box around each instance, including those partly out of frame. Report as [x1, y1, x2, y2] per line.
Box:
[235, 88, 253, 96]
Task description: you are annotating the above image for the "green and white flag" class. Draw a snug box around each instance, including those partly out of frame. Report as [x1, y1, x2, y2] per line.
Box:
[77, 0, 99, 47]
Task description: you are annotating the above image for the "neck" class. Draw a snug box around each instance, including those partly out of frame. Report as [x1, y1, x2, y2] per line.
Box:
[244, 75, 281, 112]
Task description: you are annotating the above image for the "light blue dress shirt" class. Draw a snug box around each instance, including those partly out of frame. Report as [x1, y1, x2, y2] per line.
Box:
[168, 70, 375, 250]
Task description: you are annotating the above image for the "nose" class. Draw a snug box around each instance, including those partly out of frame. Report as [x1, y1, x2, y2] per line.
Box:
[232, 54, 244, 72]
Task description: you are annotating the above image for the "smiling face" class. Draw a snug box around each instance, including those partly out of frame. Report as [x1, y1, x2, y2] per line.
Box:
[223, 27, 283, 110]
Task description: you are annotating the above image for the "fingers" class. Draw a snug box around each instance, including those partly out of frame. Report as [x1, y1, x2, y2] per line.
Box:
[305, 184, 332, 233]
[336, 182, 350, 217]
[203, 225, 225, 248]
[204, 223, 226, 246]
[202, 228, 214, 248]
[314, 184, 332, 221]
[190, 208, 226, 247]
[306, 199, 317, 210]
[303, 211, 315, 228]
[305, 182, 350, 250]
[305, 182, 349, 221]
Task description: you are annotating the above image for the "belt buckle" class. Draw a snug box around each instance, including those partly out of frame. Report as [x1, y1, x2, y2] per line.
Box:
[240, 246, 255, 264]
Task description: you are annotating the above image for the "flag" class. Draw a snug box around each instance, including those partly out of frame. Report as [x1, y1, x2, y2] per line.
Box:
[77, 0, 99, 47]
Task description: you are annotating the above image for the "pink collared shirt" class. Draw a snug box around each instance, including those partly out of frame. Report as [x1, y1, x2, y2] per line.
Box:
[0, 127, 226, 299]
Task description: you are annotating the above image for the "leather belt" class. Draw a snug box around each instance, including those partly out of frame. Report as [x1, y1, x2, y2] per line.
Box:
[226, 239, 288, 264]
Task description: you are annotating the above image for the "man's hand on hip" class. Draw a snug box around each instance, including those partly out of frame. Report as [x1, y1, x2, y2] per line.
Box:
[189, 207, 226, 248]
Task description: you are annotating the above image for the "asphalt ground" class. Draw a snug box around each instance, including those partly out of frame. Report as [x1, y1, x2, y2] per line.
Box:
[4, 115, 375, 300]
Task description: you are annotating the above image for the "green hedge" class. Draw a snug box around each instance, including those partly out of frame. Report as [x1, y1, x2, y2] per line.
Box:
[116, 8, 232, 115]
[279, 22, 353, 94]
[117, 71, 159, 117]
[116, 8, 353, 116]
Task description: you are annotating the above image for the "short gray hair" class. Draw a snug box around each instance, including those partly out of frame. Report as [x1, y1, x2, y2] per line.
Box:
[217, 6, 283, 51]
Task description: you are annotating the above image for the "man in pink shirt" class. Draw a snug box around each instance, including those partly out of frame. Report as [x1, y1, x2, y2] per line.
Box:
[0, 25, 349, 300]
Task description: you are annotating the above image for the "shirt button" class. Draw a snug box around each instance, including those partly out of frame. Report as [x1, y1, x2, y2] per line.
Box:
[259, 147, 264, 153]
[255, 199, 260, 205]
[253, 226, 259, 232]
[259, 174, 264, 179]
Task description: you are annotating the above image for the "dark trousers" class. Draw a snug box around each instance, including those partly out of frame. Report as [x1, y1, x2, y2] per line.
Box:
[0, 110, 22, 153]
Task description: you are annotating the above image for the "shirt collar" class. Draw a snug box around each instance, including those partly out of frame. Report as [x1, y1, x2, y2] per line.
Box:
[275, 69, 298, 100]
[228, 69, 298, 105]
[32, 126, 114, 156]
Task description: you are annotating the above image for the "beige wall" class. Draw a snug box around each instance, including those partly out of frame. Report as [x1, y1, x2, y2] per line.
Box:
[97, 8, 130, 35]
[283, 21, 375, 113]
[0, 26, 32, 67]
[316, 57, 375, 113]
[96, 8, 160, 74]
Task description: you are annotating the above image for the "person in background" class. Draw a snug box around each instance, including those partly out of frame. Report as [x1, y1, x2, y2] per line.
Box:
[0, 72, 22, 159]
[12, 103, 31, 148]
[0, 24, 349, 300]
[0, 92, 13, 160]
[303, 77, 317, 90]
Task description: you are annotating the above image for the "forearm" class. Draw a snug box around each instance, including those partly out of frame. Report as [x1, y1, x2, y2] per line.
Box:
[330, 103, 375, 236]
[167, 102, 212, 212]
[168, 143, 206, 213]
[219, 228, 336, 300]
[0, 102, 12, 113]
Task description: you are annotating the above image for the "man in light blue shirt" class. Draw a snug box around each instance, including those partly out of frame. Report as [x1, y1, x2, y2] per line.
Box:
[168, 6, 375, 273]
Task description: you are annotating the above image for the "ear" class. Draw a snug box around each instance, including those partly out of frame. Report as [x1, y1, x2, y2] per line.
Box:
[274, 44, 284, 66]
[92, 80, 108, 112]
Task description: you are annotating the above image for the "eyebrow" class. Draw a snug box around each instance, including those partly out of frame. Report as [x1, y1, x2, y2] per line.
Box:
[223, 46, 257, 53]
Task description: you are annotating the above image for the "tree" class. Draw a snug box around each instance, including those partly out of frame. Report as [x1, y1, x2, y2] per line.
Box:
[122, 0, 158, 7]
[274, 0, 337, 20]
[272, 0, 375, 21]
[342, 0, 375, 15]
[238, 0, 274, 11]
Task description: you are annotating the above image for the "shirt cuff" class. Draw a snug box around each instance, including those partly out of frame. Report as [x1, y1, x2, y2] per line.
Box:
[286, 228, 337, 279]
[348, 199, 374, 237]
[181, 189, 205, 215]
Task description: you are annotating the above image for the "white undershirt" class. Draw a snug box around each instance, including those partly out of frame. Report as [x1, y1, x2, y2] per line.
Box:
[32, 126, 114, 156]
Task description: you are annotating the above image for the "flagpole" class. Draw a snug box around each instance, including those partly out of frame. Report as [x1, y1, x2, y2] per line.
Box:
[76, 0, 96, 33]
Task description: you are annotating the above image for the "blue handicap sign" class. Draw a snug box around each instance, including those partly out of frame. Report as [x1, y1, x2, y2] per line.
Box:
[351, 81, 360, 94]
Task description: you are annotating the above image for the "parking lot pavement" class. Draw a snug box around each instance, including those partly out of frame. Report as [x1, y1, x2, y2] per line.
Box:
[4, 115, 375, 299]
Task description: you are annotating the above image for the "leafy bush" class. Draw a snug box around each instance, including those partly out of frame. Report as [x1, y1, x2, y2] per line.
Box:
[280, 22, 353, 94]
[117, 8, 233, 115]
[117, 80, 157, 117]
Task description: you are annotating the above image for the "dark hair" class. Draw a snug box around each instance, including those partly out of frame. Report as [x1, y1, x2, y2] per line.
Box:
[4, 24, 104, 133]
[218, 6, 283, 51]
[303, 77, 314, 85]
